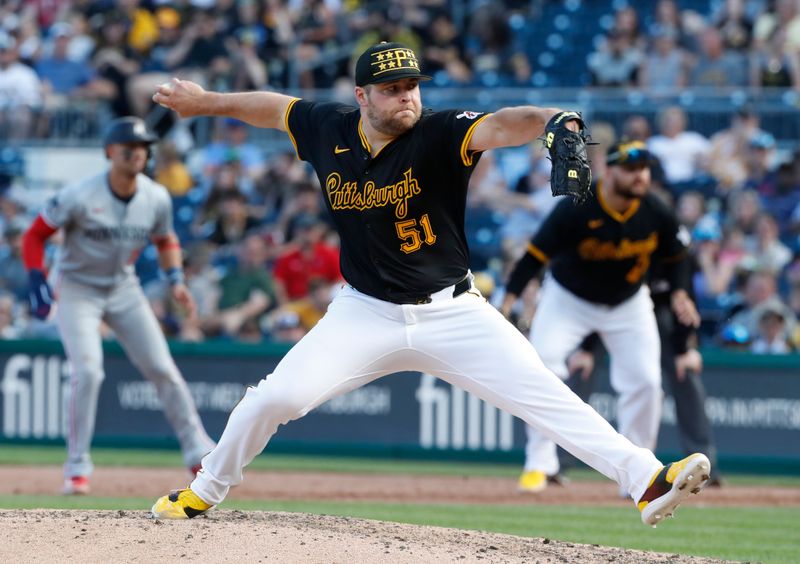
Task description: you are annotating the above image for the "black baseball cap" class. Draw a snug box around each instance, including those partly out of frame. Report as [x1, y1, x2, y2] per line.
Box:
[355, 42, 431, 87]
[606, 140, 652, 166]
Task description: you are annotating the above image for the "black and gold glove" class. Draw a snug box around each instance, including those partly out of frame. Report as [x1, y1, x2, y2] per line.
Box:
[543, 111, 593, 204]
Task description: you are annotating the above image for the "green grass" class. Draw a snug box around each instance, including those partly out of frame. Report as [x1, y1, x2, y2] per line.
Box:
[2, 445, 800, 487]
[2, 445, 799, 563]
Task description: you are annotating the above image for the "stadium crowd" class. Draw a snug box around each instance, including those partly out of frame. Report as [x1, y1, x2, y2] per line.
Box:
[0, 0, 799, 352]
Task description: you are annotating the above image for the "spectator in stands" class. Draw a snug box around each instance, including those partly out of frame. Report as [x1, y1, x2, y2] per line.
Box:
[259, 0, 295, 87]
[202, 233, 275, 340]
[638, 25, 688, 93]
[117, 0, 159, 55]
[649, 0, 695, 50]
[163, 8, 230, 87]
[750, 303, 795, 353]
[788, 280, 800, 346]
[0, 218, 28, 301]
[291, 0, 339, 89]
[0, 32, 42, 139]
[613, 5, 646, 52]
[35, 22, 114, 106]
[742, 213, 793, 275]
[273, 213, 340, 302]
[63, 11, 95, 63]
[202, 118, 266, 192]
[719, 269, 794, 340]
[0, 290, 22, 339]
[207, 189, 262, 247]
[278, 182, 330, 243]
[267, 277, 335, 343]
[146, 241, 221, 343]
[154, 140, 194, 197]
[743, 131, 778, 194]
[749, 25, 797, 88]
[726, 189, 762, 241]
[707, 108, 768, 193]
[647, 106, 710, 187]
[755, 152, 800, 231]
[229, 27, 269, 92]
[128, 6, 185, 117]
[90, 10, 141, 117]
[688, 26, 748, 87]
[693, 219, 743, 301]
[587, 28, 641, 87]
[464, 3, 531, 87]
[498, 145, 557, 250]
[420, 12, 472, 86]
[713, 0, 753, 52]
[265, 310, 303, 342]
[676, 190, 708, 233]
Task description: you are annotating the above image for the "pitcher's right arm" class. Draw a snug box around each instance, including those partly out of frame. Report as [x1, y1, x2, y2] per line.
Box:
[153, 78, 296, 131]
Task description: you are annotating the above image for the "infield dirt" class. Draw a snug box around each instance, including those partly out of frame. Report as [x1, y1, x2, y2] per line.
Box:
[3, 465, 795, 563]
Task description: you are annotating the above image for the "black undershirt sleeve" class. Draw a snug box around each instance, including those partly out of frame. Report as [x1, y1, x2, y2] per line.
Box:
[662, 254, 691, 296]
[506, 250, 546, 297]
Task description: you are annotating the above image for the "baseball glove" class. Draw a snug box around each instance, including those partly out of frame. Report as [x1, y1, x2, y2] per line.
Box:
[543, 111, 593, 204]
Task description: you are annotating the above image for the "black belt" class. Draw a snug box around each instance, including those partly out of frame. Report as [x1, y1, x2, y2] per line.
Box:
[391, 276, 472, 305]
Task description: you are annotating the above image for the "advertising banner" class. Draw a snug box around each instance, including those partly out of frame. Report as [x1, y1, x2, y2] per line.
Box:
[1, 342, 798, 467]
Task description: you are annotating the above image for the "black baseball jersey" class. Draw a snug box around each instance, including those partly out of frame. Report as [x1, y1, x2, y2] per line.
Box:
[286, 99, 489, 303]
[506, 183, 690, 306]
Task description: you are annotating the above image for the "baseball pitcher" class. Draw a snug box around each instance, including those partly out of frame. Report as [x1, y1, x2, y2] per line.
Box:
[150, 43, 710, 527]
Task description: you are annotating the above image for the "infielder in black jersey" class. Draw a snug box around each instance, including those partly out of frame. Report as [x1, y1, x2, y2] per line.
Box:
[501, 140, 702, 494]
[151, 44, 710, 526]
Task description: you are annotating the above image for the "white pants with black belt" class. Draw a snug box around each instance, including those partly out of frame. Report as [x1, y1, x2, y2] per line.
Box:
[523, 276, 662, 476]
[192, 280, 662, 505]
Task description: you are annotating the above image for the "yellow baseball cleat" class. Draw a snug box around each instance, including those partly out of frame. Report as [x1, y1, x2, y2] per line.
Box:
[517, 470, 548, 493]
[151, 488, 213, 519]
[637, 453, 711, 527]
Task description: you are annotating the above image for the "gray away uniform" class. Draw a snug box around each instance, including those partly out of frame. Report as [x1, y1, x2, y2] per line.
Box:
[43, 172, 215, 478]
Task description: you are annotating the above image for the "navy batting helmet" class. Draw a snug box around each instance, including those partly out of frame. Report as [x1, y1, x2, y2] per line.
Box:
[103, 116, 158, 147]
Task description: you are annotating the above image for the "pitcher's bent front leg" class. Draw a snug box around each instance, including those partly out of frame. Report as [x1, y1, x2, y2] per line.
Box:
[191, 291, 407, 504]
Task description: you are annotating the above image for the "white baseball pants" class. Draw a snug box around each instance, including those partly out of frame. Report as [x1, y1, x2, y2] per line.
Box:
[523, 277, 662, 475]
[57, 276, 215, 478]
[192, 282, 662, 505]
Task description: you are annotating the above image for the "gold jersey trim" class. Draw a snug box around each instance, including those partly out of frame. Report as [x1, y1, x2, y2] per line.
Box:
[460, 113, 492, 166]
[527, 243, 550, 263]
[284, 98, 302, 159]
[357, 118, 371, 153]
[597, 179, 640, 223]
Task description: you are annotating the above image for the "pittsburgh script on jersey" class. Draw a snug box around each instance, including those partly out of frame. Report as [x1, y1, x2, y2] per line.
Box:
[325, 168, 421, 219]
[578, 232, 659, 284]
[577, 232, 658, 261]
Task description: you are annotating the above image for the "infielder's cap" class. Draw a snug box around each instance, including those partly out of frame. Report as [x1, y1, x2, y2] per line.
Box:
[103, 116, 158, 146]
[355, 42, 431, 87]
[606, 139, 652, 166]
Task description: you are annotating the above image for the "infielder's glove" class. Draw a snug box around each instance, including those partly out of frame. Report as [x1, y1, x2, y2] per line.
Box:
[28, 269, 54, 320]
[543, 111, 593, 204]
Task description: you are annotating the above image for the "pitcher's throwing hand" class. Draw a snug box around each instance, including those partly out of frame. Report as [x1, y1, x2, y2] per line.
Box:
[152, 78, 207, 118]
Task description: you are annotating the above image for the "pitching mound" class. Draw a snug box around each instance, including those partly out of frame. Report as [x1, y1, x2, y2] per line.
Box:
[0, 509, 727, 563]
